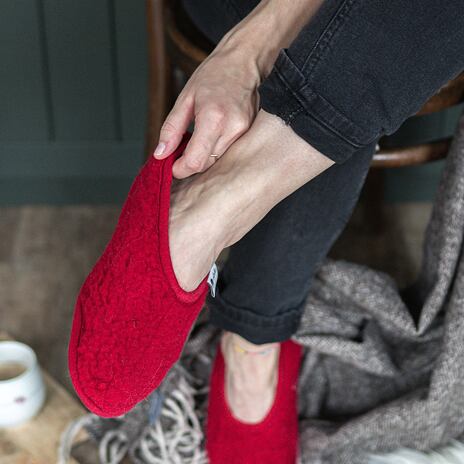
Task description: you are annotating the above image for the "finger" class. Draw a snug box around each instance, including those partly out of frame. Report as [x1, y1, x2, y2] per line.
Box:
[154, 95, 194, 159]
[211, 114, 250, 157]
[172, 107, 225, 178]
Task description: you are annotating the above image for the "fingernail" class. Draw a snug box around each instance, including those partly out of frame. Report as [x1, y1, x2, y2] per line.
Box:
[153, 142, 166, 157]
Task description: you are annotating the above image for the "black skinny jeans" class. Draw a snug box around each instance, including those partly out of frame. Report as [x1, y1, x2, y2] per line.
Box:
[182, 0, 464, 344]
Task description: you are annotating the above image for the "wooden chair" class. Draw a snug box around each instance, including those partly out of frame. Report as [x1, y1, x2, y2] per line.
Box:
[145, 0, 464, 226]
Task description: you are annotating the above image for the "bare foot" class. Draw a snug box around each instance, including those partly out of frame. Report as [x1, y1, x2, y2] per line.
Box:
[221, 331, 279, 423]
[168, 175, 224, 291]
[168, 110, 334, 291]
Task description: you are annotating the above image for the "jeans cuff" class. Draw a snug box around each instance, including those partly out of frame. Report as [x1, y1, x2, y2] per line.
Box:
[258, 49, 379, 164]
[206, 288, 303, 345]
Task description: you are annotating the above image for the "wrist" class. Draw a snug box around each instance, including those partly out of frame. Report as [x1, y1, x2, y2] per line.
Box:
[217, 6, 282, 79]
[216, 0, 324, 79]
[211, 34, 263, 86]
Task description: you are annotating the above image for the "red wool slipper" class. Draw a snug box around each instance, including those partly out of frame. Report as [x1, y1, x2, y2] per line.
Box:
[206, 340, 302, 464]
[68, 134, 215, 417]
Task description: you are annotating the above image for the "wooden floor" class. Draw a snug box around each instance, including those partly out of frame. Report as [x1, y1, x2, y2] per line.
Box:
[0, 205, 119, 392]
[0, 203, 432, 394]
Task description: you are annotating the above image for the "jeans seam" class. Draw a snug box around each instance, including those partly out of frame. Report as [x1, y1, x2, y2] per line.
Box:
[302, 0, 359, 80]
[264, 66, 304, 123]
[211, 306, 302, 328]
[273, 65, 366, 148]
[272, 68, 304, 123]
[207, 292, 304, 328]
[209, 306, 301, 343]
[287, 106, 305, 121]
[216, 304, 302, 327]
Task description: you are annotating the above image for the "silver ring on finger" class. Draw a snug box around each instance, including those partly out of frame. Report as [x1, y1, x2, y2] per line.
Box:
[209, 154, 220, 161]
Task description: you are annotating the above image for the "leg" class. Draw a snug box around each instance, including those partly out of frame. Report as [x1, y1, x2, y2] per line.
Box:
[207, 140, 374, 427]
[208, 142, 375, 344]
[173, 0, 464, 429]
[169, 108, 372, 426]
[179, 0, 464, 342]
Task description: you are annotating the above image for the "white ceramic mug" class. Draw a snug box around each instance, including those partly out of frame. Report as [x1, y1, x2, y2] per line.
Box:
[0, 341, 46, 427]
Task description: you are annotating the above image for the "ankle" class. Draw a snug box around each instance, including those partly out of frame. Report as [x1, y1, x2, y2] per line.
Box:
[191, 110, 334, 249]
[226, 332, 279, 354]
[222, 333, 279, 388]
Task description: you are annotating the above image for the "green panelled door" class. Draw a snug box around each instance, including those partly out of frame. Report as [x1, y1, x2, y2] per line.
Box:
[0, 0, 147, 204]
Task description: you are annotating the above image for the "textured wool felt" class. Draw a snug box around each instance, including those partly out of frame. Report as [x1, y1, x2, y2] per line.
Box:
[68, 134, 210, 417]
[206, 340, 302, 464]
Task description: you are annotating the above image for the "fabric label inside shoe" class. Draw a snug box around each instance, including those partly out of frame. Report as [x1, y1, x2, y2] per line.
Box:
[207, 263, 218, 297]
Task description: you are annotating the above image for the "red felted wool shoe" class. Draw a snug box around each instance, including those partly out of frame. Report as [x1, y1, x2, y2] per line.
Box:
[206, 340, 302, 464]
[68, 134, 215, 417]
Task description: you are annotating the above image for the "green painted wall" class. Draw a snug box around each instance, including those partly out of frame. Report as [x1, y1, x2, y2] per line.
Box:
[0, 1, 461, 204]
[0, 0, 147, 204]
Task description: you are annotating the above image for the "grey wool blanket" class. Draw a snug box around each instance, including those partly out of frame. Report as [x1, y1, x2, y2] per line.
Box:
[292, 111, 464, 463]
[62, 113, 464, 464]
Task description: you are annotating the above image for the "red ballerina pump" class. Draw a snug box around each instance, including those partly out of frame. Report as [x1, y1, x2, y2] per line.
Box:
[68, 134, 216, 417]
[206, 340, 302, 464]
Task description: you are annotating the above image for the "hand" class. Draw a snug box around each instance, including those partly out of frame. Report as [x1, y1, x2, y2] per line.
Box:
[154, 0, 324, 179]
[154, 42, 261, 179]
